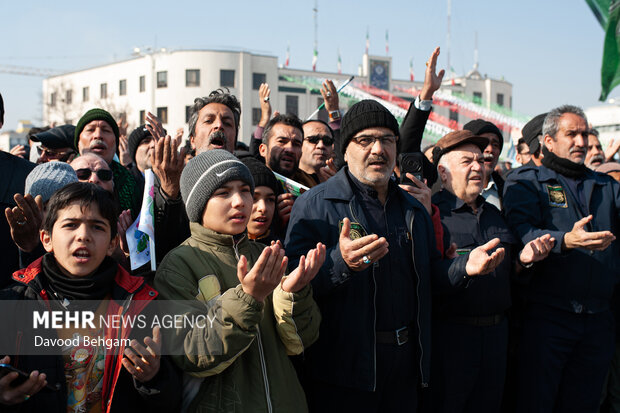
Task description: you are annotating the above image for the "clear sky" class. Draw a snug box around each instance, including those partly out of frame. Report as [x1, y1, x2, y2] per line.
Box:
[0, 0, 608, 130]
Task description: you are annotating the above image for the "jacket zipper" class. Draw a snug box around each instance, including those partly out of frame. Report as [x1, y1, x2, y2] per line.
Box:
[348, 202, 377, 391]
[234, 235, 272, 412]
[409, 215, 427, 387]
[256, 327, 273, 413]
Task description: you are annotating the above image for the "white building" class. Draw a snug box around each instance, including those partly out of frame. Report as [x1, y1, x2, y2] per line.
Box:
[585, 104, 620, 154]
[42, 49, 514, 145]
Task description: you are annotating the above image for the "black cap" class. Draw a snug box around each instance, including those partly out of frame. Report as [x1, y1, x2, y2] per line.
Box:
[340, 100, 400, 156]
[31, 124, 76, 150]
[463, 119, 503, 148]
[128, 125, 155, 163]
[521, 113, 547, 154]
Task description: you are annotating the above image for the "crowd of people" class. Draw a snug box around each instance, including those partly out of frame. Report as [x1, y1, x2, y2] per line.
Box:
[0, 46, 619, 413]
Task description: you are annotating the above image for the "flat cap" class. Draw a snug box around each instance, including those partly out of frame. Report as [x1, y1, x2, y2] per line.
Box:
[433, 130, 489, 164]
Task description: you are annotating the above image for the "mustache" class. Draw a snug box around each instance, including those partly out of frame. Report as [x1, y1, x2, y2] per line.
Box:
[570, 147, 585, 154]
[89, 139, 107, 149]
[366, 155, 388, 164]
[208, 130, 228, 146]
[590, 154, 605, 163]
[483, 153, 494, 162]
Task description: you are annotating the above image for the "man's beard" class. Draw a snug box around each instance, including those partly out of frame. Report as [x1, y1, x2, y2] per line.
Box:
[268, 151, 296, 177]
[208, 130, 228, 149]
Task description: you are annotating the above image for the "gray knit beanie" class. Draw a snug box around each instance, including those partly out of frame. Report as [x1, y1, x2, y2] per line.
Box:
[181, 149, 255, 223]
[340, 99, 400, 156]
[24, 161, 79, 203]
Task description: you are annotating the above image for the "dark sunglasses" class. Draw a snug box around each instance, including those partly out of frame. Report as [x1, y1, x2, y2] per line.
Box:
[305, 135, 334, 146]
[75, 168, 113, 181]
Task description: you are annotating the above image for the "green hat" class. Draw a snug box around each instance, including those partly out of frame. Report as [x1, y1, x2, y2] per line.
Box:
[74, 108, 119, 150]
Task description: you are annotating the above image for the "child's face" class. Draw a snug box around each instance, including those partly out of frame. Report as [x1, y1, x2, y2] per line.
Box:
[202, 180, 252, 235]
[41, 203, 118, 278]
[247, 186, 276, 238]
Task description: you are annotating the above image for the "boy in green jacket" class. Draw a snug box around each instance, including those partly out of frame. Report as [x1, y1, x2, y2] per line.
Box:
[155, 149, 325, 413]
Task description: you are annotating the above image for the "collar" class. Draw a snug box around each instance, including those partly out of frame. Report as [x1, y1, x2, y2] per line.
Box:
[189, 222, 248, 248]
[437, 189, 485, 213]
[483, 177, 497, 192]
[346, 168, 399, 200]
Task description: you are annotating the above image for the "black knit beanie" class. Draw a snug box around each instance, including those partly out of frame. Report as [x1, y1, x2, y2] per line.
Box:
[74, 108, 119, 150]
[463, 119, 503, 148]
[128, 125, 153, 163]
[181, 149, 255, 223]
[241, 157, 279, 195]
[340, 100, 400, 157]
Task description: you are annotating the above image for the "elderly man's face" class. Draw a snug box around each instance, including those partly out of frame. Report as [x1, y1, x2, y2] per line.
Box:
[259, 123, 303, 177]
[345, 127, 397, 189]
[301, 121, 334, 171]
[191, 103, 236, 154]
[439, 144, 485, 205]
[71, 154, 114, 194]
[585, 133, 605, 169]
[78, 120, 117, 164]
[544, 113, 588, 164]
[135, 136, 156, 173]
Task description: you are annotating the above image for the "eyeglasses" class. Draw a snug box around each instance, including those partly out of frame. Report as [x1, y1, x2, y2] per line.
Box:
[351, 135, 398, 148]
[75, 168, 113, 181]
[37, 146, 75, 161]
[305, 135, 334, 146]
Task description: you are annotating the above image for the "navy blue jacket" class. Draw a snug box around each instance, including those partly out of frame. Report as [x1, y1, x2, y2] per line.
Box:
[503, 165, 620, 314]
[285, 168, 468, 391]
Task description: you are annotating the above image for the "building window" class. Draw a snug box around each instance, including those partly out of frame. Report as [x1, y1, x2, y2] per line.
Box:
[252, 108, 261, 126]
[50, 92, 57, 107]
[139, 110, 145, 125]
[220, 70, 235, 87]
[186, 69, 200, 87]
[83, 87, 89, 102]
[100, 83, 107, 99]
[252, 73, 266, 90]
[449, 109, 458, 123]
[157, 107, 168, 124]
[286, 95, 299, 116]
[119, 79, 127, 96]
[139, 75, 145, 92]
[157, 71, 167, 88]
[473, 92, 482, 104]
[496, 93, 504, 107]
[65, 90, 72, 105]
[185, 106, 192, 123]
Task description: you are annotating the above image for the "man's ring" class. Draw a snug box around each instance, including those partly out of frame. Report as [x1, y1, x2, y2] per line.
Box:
[326, 91, 332, 97]
[362, 255, 372, 265]
[16, 220, 26, 226]
[24, 394, 30, 401]
[263, 96, 270, 102]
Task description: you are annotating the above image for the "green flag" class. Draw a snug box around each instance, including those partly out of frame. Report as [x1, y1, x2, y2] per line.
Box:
[586, 0, 612, 28]
[600, 2, 620, 100]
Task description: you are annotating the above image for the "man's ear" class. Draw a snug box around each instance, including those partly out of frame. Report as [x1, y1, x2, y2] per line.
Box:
[41, 230, 53, 253]
[189, 135, 196, 150]
[437, 164, 447, 183]
[107, 234, 119, 256]
[259, 143, 268, 158]
[543, 134, 554, 152]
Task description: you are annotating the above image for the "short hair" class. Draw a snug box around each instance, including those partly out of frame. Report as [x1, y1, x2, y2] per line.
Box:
[542, 105, 587, 139]
[302, 119, 334, 138]
[262, 113, 304, 145]
[187, 89, 241, 138]
[43, 182, 118, 239]
[517, 138, 529, 154]
[0, 92, 4, 125]
[589, 128, 599, 138]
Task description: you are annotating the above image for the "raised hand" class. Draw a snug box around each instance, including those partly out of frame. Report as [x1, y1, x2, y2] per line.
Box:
[281, 242, 326, 293]
[258, 83, 272, 128]
[420, 47, 445, 101]
[9, 145, 26, 158]
[0, 356, 47, 405]
[122, 326, 161, 383]
[117, 209, 133, 255]
[605, 138, 620, 162]
[339, 217, 389, 271]
[5, 193, 43, 253]
[237, 243, 287, 302]
[399, 174, 431, 215]
[562, 215, 616, 251]
[317, 158, 337, 183]
[321, 80, 339, 113]
[276, 193, 295, 227]
[145, 112, 166, 141]
[151, 134, 186, 199]
[118, 133, 132, 166]
[465, 238, 505, 276]
[519, 234, 555, 266]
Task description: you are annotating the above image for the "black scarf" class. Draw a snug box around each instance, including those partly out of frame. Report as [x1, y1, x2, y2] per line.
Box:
[541, 146, 589, 179]
[41, 253, 116, 302]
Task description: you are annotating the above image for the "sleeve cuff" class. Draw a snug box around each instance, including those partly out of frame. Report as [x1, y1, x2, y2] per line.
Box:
[414, 96, 432, 111]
